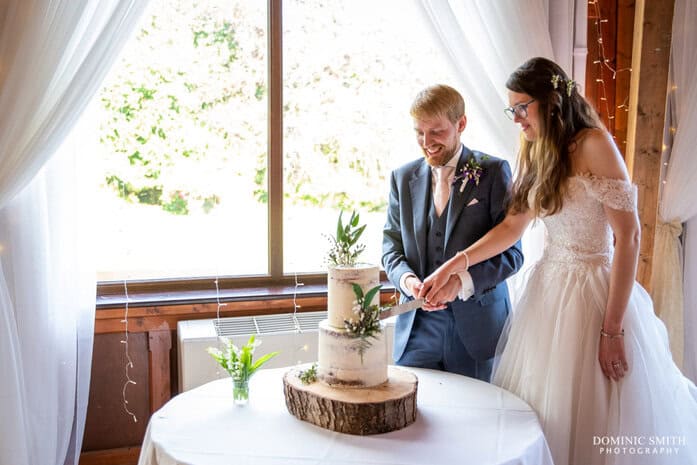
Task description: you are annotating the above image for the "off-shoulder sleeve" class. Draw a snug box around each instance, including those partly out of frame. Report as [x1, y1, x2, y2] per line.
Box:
[579, 175, 638, 211]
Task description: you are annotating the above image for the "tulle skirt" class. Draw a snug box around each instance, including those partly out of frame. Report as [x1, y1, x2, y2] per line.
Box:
[492, 258, 697, 465]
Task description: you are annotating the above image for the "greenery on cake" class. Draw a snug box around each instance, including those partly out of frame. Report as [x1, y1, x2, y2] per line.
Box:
[298, 363, 318, 385]
[345, 283, 383, 361]
[326, 210, 366, 266]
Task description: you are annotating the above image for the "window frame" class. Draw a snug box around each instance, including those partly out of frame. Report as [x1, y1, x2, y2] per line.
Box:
[95, 0, 390, 306]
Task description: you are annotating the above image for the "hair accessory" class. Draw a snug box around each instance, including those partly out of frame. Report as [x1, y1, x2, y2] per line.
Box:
[551, 74, 575, 97]
[551, 74, 561, 90]
[566, 79, 576, 97]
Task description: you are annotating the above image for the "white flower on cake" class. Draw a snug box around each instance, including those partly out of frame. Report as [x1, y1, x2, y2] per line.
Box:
[344, 283, 383, 362]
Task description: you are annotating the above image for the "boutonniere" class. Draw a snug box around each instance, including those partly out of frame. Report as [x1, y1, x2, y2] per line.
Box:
[452, 157, 487, 192]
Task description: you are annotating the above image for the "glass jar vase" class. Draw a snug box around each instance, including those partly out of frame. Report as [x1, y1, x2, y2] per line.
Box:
[232, 377, 249, 405]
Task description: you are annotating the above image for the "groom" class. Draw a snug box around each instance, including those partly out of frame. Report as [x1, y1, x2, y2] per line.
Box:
[382, 84, 523, 381]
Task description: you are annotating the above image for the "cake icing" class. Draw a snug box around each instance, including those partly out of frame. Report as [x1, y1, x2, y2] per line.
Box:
[318, 263, 388, 388]
[318, 320, 387, 387]
[327, 264, 380, 328]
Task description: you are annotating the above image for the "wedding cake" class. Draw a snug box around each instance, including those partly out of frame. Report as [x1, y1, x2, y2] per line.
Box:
[283, 211, 417, 436]
[318, 264, 388, 387]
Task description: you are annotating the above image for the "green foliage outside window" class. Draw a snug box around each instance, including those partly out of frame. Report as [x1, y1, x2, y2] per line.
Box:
[98, 1, 415, 216]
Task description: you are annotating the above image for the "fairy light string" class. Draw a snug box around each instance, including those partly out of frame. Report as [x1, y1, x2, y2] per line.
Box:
[588, 0, 632, 139]
[120, 280, 138, 423]
[214, 277, 226, 322]
[211, 268, 309, 365]
[292, 271, 303, 332]
[292, 271, 312, 363]
[590, 0, 676, 182]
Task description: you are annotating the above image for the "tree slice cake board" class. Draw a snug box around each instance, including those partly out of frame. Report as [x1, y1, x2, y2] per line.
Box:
[283, 365, 418, 435]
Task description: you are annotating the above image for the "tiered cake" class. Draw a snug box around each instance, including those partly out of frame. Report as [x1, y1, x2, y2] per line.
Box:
[283, 211, 417, 435]
[318, 264, 388, 387]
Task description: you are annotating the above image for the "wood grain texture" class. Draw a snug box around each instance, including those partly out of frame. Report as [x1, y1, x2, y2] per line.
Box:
[79, 447, 140, 465]
[625, 0, 675, 291]
[614, 0, 636, 156]
[95, 297, 328, 334]
[148, 326, 172, 414]
[283, 366, 417, 435]
[82, 334, 149, 451]
[95, 292, 397, 334]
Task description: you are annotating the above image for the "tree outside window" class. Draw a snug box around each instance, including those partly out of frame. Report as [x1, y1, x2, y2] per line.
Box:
[95, 0, 461, 282]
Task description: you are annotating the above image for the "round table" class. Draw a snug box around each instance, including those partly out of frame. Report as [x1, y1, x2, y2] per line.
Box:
[138, 366, 553, 465]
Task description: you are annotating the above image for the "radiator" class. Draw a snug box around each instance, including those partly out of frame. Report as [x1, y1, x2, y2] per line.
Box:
[177, 311, 396, 392]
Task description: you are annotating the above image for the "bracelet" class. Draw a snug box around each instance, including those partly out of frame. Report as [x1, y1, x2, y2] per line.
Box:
[600, 328, 624, 339]
[456, 250, 470, 271]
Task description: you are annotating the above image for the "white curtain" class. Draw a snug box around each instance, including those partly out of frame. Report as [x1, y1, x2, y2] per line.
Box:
[417, 0, 554, 161]
[546, 0, 588, 91]
[652, 0, 697, 379]
[685, 217, 697, 381]
[417, 0, 585, 299]
[0, 1, 148, 464]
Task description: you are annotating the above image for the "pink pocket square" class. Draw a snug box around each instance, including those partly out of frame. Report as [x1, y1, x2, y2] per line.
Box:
[466, 198, 479, 207]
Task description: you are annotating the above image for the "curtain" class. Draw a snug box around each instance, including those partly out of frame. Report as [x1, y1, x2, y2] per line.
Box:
[0, 1, 148, 464]
[417, 0, 584, 301]
[546, 0, 588, 91]
[651, 0, 697, 379]
[684, 217, 697, 381]
[417, 0, 555, 161]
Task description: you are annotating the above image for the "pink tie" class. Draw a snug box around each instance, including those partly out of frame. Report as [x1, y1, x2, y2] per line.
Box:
[433, 166, 454, 217]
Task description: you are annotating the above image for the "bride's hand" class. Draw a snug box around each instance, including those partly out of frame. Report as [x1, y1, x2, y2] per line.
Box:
[418, 264, 454, 303]
[598, 333, 628, 381]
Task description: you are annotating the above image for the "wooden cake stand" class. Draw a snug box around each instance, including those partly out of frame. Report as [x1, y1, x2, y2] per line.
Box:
[283, 365, 418, 435]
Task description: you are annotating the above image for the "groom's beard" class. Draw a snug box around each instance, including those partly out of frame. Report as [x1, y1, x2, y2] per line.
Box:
[422, 141, 459, 167]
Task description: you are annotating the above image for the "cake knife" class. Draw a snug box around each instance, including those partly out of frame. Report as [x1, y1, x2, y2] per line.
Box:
[378, 298, 426, 320]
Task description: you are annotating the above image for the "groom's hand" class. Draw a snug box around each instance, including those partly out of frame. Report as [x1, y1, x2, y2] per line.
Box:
[405, 276, 443, 311]
[420, 275, 461, 311]
[404, 275, 423, 298]
[419, 263, 453, 302]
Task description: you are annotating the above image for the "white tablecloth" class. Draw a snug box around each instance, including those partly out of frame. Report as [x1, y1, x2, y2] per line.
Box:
[138, 367, 553, 465]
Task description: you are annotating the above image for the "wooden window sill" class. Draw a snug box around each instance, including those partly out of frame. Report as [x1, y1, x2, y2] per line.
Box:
[94, 279, 397, 334]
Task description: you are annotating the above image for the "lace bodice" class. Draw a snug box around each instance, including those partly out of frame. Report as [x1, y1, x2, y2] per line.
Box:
[541, 175, 637, 266]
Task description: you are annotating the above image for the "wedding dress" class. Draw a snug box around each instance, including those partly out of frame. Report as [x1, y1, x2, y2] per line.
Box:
[492, 175, 697, 465]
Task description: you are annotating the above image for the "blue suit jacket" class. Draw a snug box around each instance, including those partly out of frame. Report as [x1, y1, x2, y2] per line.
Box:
[382, 146, 524, 362]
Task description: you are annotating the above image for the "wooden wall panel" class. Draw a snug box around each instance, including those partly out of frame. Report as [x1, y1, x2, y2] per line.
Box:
[587, 0, 618, 134]
[148, 327, 172, 413]
[586, 0, 634, 157]
[625, 0, 675, 289]
[82, 333, 149, 452]
[79, 446, 141, 465]
[614, 0, 636, 156]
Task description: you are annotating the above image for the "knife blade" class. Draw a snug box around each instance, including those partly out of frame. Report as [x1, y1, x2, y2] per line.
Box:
[379, 298, 426, 320]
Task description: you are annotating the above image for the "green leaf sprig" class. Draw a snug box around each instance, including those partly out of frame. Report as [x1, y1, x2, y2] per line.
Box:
[207, 334, 279, 383]
[326, 210, 367, 266]
[344, 283, 383, 362]
[298, 363, 318, 385]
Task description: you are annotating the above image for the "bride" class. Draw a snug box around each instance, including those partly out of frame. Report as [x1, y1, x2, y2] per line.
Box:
[419, 57, 697, 464]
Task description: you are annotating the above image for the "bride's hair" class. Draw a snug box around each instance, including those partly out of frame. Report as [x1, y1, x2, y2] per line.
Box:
[506, 57, 603, 216]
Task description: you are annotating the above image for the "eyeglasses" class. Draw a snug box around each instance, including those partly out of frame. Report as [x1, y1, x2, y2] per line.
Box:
[503, 99, 535, 120]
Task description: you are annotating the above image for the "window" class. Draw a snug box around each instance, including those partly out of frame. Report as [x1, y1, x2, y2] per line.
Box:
[96, 0, 268, 281]
[95, 0, 462, 286]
